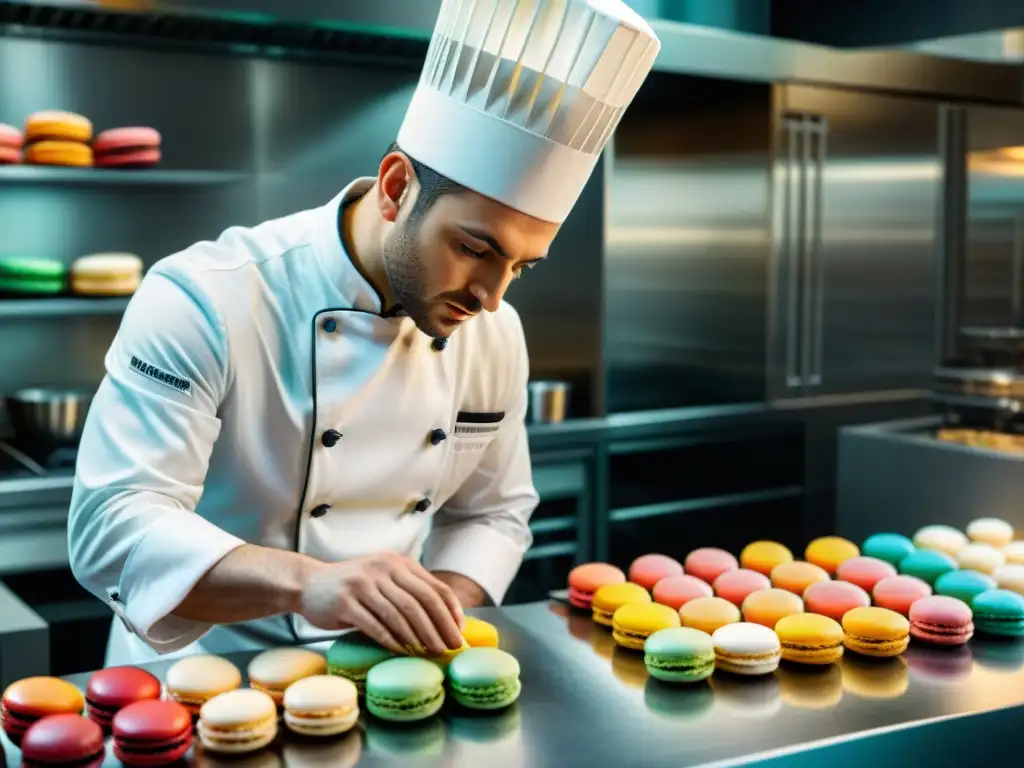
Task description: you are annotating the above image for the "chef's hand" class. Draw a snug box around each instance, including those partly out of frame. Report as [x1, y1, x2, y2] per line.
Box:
[298, 551, 465, 655]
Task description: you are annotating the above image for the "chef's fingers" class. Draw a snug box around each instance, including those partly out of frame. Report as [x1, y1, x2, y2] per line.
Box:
[406, 561, 465, 629]
[343, 599, 404, 654]
[379, 578, 449, 657]
[393, 568, 465, 651]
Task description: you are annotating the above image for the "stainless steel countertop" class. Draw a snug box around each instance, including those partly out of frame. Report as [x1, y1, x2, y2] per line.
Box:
[3, 599, 1023, 767]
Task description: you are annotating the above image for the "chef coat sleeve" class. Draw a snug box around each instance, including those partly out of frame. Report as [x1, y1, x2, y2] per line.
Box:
[421, 315, 538, 605]
[67, 268, 245, 654]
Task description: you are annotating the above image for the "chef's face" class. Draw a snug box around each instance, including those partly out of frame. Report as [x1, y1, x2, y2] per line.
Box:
[378, 154, 558, 339]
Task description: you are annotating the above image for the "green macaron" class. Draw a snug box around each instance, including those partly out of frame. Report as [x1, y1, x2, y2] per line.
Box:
[935, 570, 996, 604]
[365, 657, 445, 722]
[898, 549, 957, 586]
[327, 631, 396, 694]
[972, 589, 1024, 637]
[643, 627, 715, 683]
[447, 647, 521, 710]
[862, 533, 916, 567]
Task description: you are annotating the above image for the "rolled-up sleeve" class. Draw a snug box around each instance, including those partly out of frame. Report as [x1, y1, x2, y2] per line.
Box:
[422, 314, 538, 604]
[68, 268, 245, 654]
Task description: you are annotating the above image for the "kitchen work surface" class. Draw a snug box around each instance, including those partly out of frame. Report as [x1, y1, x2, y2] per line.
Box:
[3, 600, 1022, 767]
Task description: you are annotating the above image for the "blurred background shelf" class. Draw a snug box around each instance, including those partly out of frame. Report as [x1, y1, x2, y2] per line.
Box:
[0, 167, 250, 186]
[0, 298, 131, 319]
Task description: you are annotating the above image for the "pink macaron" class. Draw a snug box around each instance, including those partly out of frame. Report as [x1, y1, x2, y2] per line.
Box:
[684, 548, 739, 584]
[652, 574, 713, 610]
[628, 554, 684, 591]
[803, 580, 871, 622]
[836, 556, 897, 593]
[713, 568, 771, 606]
[873, 574, 932, 616]
[0, 123, 22, 164]
[93, 126, 161, 168]
[909, 595, 974, 646]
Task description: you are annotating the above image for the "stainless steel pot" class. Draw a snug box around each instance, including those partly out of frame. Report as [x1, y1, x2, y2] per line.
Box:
[5, 387, 94, 453]
[527, 380, 571, 424]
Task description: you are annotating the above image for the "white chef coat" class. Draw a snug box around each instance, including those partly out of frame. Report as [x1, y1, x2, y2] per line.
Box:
[67, 178, 539, 666]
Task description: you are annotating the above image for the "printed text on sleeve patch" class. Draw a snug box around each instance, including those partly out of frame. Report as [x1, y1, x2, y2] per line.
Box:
[129, 355, 194, 396]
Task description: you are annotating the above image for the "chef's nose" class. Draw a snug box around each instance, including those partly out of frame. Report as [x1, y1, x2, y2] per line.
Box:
[469, 271, 512, 313]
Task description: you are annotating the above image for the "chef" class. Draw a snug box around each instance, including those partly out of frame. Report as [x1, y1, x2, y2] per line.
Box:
[67, 0, 660, 666]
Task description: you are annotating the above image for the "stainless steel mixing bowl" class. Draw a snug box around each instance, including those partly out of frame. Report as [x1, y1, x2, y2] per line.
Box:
[5, 387, 95, 453]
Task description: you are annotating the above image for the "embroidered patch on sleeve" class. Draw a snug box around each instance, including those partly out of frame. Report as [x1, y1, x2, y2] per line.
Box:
[129, 355, 194, 396]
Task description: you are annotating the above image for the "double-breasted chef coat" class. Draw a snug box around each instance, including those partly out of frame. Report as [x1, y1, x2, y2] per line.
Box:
[67, 178, 539, 666]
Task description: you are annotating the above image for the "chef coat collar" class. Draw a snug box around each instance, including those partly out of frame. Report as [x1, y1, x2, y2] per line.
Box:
[314, 177, 403, 317]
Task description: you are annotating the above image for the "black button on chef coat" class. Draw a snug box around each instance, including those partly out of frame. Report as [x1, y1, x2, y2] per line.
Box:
[321, 429, 342, 448]
[432, 337, 448, 351]
[414, 498, 431, 513]
[310, 503, 330, 518]
[429, 428, 447, 445]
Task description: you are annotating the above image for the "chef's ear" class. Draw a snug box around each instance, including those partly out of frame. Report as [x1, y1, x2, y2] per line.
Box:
[377, 151, 415, 223]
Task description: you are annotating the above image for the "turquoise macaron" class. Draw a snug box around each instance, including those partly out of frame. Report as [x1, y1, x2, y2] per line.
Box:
[899, 550, 957, 586]
[326, 631, 396, 694]
[862, 533, 916, 566]
[972, 589, 1024, 637]
[365, 657, 445, 722]
[643, 627, 715, 683]
[446, 648, 521, 710]
[935, 570, 996, 605]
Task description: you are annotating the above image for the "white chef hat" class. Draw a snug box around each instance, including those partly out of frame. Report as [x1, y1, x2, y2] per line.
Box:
[397, 0, 660, 224]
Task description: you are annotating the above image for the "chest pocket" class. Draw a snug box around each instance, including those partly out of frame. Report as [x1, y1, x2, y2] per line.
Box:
[434, 411, 504, 504]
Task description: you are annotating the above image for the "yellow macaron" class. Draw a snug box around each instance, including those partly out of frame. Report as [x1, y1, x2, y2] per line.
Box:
[462, 616, 499, 647]
[611, 603, 680, 650]
[740, 541, 794, 576]
[775, 613, 844, 665]
[842, 606, 909, 658]
[805, 537, 860, 576]
[591, 582, 652, 626]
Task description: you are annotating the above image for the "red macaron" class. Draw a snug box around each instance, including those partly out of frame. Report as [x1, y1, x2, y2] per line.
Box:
[20, 714, 105, 768]
[803, 580, 871, 622]
[113, 699, 194, 766]
[873, 574, 933, 617]
[86, 666, 162, 731]
[92, 126, 161, 168]
[0, 123, 23, 164]
[651, 574, 714, 610]
[628, 554, 684, 591]
[713, 568, 771, 606]
[684, 547, 739, 584]
[836, 556, 898, 593]
[567, 562, 626, 610]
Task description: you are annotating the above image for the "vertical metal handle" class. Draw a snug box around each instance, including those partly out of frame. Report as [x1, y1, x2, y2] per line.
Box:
[783, 117, 803, 387]
[807, 117, 828, 386]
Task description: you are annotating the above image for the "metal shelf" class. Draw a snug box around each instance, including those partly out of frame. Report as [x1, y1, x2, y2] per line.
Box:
[0, 297, 130, 319]
[0, 166, 250, 186]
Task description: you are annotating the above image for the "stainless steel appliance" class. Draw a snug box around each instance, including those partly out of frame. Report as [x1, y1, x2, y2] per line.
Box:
[527, 381, 571, 425]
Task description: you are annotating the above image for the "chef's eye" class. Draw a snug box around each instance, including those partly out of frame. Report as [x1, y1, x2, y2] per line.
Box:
[460, 244, 487, 259]
[512, 264, 536, 280]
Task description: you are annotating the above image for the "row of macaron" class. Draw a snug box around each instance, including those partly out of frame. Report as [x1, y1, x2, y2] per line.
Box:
[0, 253, 144, 298]
[0, 112, 162, 168]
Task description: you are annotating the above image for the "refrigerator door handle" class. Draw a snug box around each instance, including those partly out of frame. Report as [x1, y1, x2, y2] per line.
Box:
[783, 116, 804, 388]
[805, 116, 827, 387]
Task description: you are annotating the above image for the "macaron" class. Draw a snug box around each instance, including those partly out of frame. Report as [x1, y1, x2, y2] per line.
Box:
[1, 676, 85, 745]
[740, 540, 794, 576]
[711, 622, 782, 675]
[678, 596, 742, 635]
[462, 616, 499, 647]
[872, 575, 932, 616]
[612, 602, 681, 650]
[164, 655, 241, 715]
[971, 588, 1024, 637]
[405, 639, 470, 669]
[0, 123, 23, 164]
[282, 675, 359, 737]
[20, 714, 104, 768]
[591, 582, 652, 626]
[967, 517, 1014, 547]
[770, 561, 830, 595]
[835, 556, 897, 593]
[651, 574, 713, 610]
[568, 562, 626, 610]
[23, 140, 93, 167]
[85, 666, 161, 730]
[70, 253, 144, 296]
[684, 548, 739, 584]
[643, 627, 715, 683]
[326, 631, 396, 694]
[713, 568, 771, 606]
[898, 549, 958, 586]
[993, 564, 1024, 596]
[1004, 541, 1024, 565]
[112, 699, 194, 766]
[775, 613, 844, 665]
[628, 553, 684, 591]
[862, 533, 916, 567]
[805, 536, 859, 575]
[0, 256, 66, 296]
[956, 542, 1006, 574]
[934, 569, 996, 604]
[447, 647, 522, 710]
[802, 580, 870, 622]
[198, 688, 277, 754]
[24, 110, 93, 144]
[842, 606, 910, 657]
[908, 595, 974, 646]
[741, 588, 804, 629]
[913, 525, 968, 557]
[247, 647, 327, 706]
[365, 657, 445, 722]
[92, 126, 162, 168]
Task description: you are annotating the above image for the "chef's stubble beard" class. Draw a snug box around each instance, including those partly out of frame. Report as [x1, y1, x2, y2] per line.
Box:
[382, 219, 442, 339]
